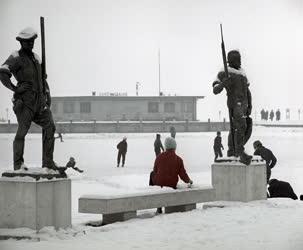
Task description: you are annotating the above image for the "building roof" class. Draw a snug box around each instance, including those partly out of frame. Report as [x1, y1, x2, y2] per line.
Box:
[52, 95, 205, 101]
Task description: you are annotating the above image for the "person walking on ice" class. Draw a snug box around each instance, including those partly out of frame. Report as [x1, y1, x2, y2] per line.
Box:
[154, 133, 164, 157]
[117, 136, 127, 167]
[214, 131, 224, 162]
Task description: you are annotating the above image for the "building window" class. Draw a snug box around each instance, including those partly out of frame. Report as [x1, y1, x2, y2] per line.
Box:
[185, 102, 193, 113]
[51, 103, 57, 113]
[164, 102, 175, 113]
[148, 102, 159, 113]
[80, 102, 91, 113]
[63, 102, 74, 113]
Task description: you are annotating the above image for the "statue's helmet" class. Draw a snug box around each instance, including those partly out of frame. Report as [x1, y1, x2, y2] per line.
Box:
[16, 27, 38, 41]
[227, 50, 241, 63]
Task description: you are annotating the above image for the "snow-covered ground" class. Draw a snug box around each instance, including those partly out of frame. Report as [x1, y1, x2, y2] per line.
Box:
[1, 126, 303, 250]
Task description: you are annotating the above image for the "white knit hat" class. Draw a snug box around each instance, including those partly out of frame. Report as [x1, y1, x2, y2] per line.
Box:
[16, 27, 38, 41]
[164, 137, 177, 150]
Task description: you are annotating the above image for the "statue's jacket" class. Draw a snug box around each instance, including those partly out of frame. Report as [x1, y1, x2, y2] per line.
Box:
[213, 67, 252, 118]
[0, 49, 50, 113]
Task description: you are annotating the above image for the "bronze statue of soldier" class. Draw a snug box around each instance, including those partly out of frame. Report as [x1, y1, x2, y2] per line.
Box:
[212, 50, 253, 165]
[0, 27, 56, 171]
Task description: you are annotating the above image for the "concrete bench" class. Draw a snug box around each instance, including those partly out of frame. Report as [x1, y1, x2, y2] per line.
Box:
[79, 186, 215, 224]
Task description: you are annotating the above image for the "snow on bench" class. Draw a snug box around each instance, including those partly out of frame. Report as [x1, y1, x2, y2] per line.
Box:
[79, 185, 215, 224]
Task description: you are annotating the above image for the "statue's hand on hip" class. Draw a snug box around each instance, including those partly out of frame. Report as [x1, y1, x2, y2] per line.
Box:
[15, 83, 31, 94]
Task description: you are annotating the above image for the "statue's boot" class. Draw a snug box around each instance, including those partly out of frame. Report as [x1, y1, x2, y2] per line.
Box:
[239, 152, 252, 165]
[42, 161, 59, 172]
[227, 149, 236, 157]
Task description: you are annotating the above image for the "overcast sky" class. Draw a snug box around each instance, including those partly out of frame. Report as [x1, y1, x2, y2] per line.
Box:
[0, 0, 303, 121]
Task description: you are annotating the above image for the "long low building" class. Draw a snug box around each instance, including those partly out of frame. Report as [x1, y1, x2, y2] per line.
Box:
[51, 95, 204, 122]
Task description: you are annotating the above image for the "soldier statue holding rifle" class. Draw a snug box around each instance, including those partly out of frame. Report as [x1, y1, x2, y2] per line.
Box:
[212, 25, 252, 165]
[0, 22, 56, 171]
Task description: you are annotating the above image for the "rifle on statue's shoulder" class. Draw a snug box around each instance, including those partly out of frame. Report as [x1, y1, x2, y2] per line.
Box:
[40, 16, 46, 81]
[40, 16, 52, 107]
[220, 24, 235, 155]
[220, 23, 229, 79]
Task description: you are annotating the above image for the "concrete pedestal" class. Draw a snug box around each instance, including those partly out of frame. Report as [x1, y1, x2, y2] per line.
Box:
[0, 177, 71, 230]
[211, 161, 267, 202]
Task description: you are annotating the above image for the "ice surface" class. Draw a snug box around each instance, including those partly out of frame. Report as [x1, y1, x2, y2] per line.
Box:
[0, 127, 303, 249]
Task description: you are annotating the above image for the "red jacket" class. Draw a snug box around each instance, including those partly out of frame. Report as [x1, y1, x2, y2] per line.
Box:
[152, 150, 190, 189]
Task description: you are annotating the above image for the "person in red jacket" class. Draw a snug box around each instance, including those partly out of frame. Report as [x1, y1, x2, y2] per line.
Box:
[149, 137, 193, 213]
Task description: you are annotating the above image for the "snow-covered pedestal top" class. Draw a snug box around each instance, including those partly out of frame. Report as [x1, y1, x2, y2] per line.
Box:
[1, 167, 65, 181]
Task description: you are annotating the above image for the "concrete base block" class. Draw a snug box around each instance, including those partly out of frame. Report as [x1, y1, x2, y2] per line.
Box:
[211, 161, 267, 202]
[0, 177, 71, 230]
[102, 211, 136, 224]
[165, 203, 196, 213]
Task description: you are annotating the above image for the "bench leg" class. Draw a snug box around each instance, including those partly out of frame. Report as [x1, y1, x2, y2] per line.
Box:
[165, 203, 196, 214]
[102, 211, 137, 225]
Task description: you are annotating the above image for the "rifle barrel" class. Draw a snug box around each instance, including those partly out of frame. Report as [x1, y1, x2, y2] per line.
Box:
[220, 24, 235, 154]
[220, 23, 228, 78]
[40, 16, 46, 78]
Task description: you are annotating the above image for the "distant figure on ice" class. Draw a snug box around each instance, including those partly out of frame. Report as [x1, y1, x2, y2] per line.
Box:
[117, 136, 127, 167]
[286, 108, 290, 120]
[276, 109, 281, 121]
[55, 132, 64, 142]
[213, 131, 224, 162]
[253, 140, 277, 183]
[260, 109, 265, 120]
[0, 27, 56, 171]
[149, 137, 193, 213]
[169, 126, 176, 138]
[268, 179, 298, 200]
[212, 50, 252, 165]
[265, 110, 269, 121]
[154, 134, 164, 157]
[269, 110, 274, 121]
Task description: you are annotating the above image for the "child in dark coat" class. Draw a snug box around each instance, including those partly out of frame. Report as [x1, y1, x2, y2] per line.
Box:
[253, 140, 277, 183]
[214, 131, 224, 162]
[268, 179, 298, 200]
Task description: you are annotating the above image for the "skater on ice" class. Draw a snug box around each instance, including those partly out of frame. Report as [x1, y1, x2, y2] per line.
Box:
[269, 110, 274, 121]
[276, 109, 281, 121]
[154, 133, 164, 157]
[169, 126, 176, 138]
[117, 136, 127, 167]
[213, 131, 224, 162]
[55, 132, 64, 142]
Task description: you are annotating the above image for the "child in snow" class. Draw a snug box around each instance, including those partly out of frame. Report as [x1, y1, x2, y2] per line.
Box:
[214, 131, 224, 162]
